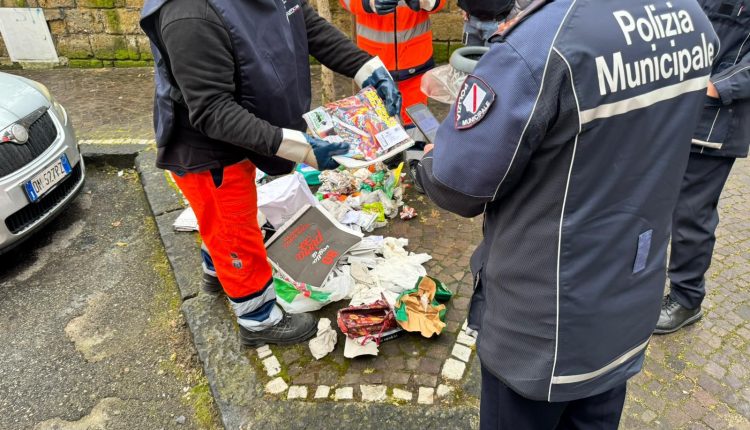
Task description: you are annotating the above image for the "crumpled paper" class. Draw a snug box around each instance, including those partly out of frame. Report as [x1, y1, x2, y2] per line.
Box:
[309, 318, 338, 360]
[395, 277, 447, 338]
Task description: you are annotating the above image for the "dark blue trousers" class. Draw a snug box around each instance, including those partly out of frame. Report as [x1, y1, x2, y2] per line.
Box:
[480, 366, 626, 430]
[668, 152, 735, 309]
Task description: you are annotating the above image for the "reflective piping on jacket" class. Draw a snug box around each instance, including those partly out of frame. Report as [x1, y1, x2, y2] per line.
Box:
[356, 20, 431, 44]
[342, 0, 351, 9]
[550, 46, 584, 401]
[712, 66, 750, 86]
[692, 138, 723, 149]
[734, 31, 750, 65]
[580, 75, 711, 124]
[706, 108, 721, 142]
[551, 338, 650, 385]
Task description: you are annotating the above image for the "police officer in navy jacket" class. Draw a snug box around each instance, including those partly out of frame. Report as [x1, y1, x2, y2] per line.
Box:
[657, 0, 750, 334]
[418, 0, 718, 427]
[140, 0, 401, 347]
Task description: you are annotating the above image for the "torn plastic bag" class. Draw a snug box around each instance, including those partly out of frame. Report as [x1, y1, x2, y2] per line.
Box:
[257, 172, 318, 229]
[420, 64, 467, 105]
[394, 276, 454, 338]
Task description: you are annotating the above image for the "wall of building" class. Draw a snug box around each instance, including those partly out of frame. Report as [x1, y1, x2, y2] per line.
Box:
[0, 0, 464, 68]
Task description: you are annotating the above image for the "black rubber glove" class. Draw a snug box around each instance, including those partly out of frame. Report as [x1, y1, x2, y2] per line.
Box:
[362, 67, 403, 117]
[306, 136, 350, 171]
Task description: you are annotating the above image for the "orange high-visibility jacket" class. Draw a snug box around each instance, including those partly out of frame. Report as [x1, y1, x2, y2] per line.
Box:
[339, 0, 445, 81]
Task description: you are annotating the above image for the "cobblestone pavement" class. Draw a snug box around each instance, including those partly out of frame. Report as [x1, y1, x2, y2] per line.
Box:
[6, 68, 156, 141]
[10, 68, 750, 428]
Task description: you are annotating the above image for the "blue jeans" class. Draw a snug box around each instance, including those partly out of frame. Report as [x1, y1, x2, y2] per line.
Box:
[463, 15, 501, 47]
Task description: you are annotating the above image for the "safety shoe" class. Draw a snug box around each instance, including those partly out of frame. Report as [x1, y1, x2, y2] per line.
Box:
[202, 272, 224, 295]
[239, 309, 317, 347]
[654, 295, 702, 335]
[408, 159, 425, 194]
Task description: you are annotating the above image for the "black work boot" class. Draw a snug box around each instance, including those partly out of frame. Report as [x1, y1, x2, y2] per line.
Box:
[202, 272, 224, 295]
[239, 308, 317, 347]
[654, 295, 702, 335]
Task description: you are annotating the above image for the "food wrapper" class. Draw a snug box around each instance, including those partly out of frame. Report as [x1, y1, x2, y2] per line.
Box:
[304, 88, 414, 168]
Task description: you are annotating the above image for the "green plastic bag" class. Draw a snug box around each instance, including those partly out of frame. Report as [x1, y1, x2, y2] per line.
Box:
[296, 164, 321, 186]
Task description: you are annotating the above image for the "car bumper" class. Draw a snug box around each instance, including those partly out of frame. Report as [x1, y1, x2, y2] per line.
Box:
[0, 108, 85, 254]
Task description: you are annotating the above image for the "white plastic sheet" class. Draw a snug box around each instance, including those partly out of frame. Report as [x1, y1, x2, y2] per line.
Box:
[257, 172, 317, 228]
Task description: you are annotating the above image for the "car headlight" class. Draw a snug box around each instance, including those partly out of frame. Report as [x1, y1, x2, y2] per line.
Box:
[50, 96, 68, 126]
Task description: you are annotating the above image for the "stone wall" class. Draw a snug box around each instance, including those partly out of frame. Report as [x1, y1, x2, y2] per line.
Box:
[0, 0, 464, 68]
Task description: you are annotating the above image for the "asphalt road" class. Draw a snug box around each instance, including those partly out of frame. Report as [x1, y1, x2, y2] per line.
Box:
[0, 164, 219, 430]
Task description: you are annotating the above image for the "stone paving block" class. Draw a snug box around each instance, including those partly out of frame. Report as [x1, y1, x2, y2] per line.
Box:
[256, 345, 272, 359]
[420, 358, 443, 375]
[412, 374, 438, 388]
[457, 331, 477, 347]
[314, 386, 330, 399]
[334, 387, 353, 401]
[266, 377, 288, 395]
[393, 388, 413, 402]
[418, 387, 435, 405]
[385, 372, 411, 386]
[452, 344, 472, 362]
[442, 358, 467, 381]
[360, 385, 387, 402]
[287, 386, 308, 400]
[263, 356, 281, 377]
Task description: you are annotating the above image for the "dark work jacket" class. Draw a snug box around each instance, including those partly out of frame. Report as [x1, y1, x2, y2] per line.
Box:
[139, 0, 370, 174]
[692, 0, 750, 158]
[419, 0, 718, 401]
[458, 0, 513, 21]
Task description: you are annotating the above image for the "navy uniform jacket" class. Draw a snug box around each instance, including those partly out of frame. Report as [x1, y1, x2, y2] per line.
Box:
[419, 0, 718, 401]
[692, 0, 750, 158]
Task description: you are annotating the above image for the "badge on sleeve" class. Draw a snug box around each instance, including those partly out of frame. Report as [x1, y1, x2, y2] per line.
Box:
[455, 75, 496, 130]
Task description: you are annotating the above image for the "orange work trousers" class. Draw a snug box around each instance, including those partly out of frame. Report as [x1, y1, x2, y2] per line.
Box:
[398, 74, 428, 125]
[171, 160, 272, 300]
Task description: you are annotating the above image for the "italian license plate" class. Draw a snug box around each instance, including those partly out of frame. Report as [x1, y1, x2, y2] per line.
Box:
[23, 155, 72, 202]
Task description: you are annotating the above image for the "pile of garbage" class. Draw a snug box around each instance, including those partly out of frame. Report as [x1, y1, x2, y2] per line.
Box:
[315, 162, 416, 233]
[272, 234, 453, 358]
[173, 168, 442, 361]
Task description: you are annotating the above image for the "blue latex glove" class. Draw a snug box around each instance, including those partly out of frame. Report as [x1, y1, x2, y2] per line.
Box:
[363, 0, 399, 15]
[362, 67, 403, 117]
[305, 135, 350, 171]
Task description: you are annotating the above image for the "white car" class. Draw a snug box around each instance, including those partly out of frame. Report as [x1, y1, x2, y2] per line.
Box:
[0, 72, 85, 254]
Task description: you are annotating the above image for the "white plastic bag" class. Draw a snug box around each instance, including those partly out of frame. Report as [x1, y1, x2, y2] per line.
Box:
[420, 64, 468, 105]
[257, 172, 317, 228]
[274, 267, 355, 314]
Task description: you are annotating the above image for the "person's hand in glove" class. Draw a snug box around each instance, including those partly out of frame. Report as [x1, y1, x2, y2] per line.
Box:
[404, 0, 439, 11]
[363, 0, 399, 14]
[354, 57, 402, 117]
[307, 135, 350, 170]
[276, 129, 349, 171]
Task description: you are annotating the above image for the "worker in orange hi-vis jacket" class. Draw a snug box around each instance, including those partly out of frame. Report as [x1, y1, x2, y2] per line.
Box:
[339, 0, 445, 125]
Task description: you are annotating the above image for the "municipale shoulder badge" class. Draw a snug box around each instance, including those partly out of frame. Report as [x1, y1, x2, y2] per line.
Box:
[455, 75, 496, 130]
